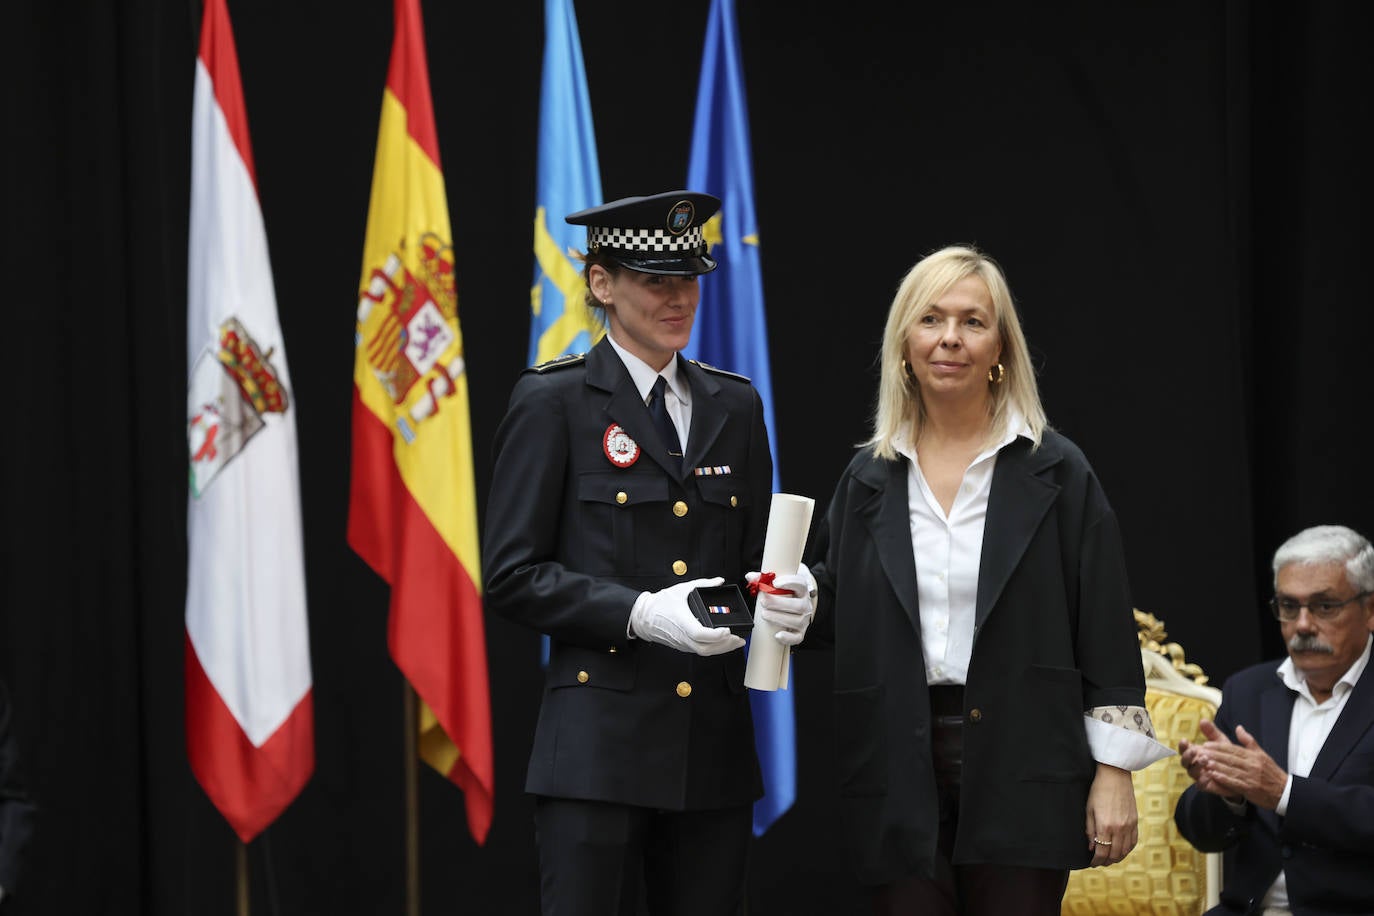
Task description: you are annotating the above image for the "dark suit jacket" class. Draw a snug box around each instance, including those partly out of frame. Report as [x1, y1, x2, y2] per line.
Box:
[482, 338, 770, 810]
[1174, 652, 1374, 915]
[0, 680, 36, 900]
[807, 431, 1145, 885]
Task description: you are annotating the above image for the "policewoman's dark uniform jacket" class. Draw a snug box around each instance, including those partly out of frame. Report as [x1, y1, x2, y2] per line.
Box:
[1174, 655, 1374, 915]
[483, 337, 770, 811]
[807, 430, 1146, 884]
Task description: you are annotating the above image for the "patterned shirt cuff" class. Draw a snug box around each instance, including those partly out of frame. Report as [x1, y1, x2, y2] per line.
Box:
[1089, 704, 1156, 737]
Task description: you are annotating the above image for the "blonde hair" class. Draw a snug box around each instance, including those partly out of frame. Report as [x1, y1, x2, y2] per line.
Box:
[865, 244, 1048, 459]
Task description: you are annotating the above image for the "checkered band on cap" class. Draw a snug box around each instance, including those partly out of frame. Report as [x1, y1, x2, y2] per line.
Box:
[588, 225, 706, 253]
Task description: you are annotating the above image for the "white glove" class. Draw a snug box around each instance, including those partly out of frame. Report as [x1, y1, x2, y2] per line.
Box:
[747, 563, 817, 647]
[630, 577, 745, 656]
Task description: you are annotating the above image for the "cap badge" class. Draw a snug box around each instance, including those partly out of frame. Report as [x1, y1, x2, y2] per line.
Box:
[603, 423, 640, 467]
[666, 200, 695, 235]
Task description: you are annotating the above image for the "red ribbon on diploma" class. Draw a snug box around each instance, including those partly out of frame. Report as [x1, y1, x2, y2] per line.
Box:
[748, 572, 788, 596]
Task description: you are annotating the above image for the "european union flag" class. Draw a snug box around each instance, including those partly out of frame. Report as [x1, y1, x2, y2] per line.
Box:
[529, 0, 603, 368]
[684, 0, 794, 837]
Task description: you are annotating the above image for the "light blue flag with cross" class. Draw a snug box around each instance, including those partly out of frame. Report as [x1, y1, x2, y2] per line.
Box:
[532, 0, 602, 666]
[684, 0, 794, 837]
[529, 0, 603, 367]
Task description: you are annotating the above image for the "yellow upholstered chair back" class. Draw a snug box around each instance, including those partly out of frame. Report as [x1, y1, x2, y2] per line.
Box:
[1062, 611, 1222, 916]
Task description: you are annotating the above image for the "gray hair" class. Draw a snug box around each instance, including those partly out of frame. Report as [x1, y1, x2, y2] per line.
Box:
[1272, 525, 1374, 592]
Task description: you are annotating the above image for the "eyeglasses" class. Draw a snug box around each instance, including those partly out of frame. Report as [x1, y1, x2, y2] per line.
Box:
[1269, 591, 1371, 621]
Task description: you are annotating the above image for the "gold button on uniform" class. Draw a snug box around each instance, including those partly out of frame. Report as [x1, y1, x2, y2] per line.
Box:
[676, 681, 692, 698]
[968, 708, 982, 722]
[672, 560, 687, 576]
[730, 496, 738, 507]
[577, 671, 590, 684]
[673, 501, 688, 517]
[616, 491, 628, 505]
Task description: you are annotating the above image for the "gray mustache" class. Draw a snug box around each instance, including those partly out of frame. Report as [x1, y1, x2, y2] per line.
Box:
[1288, 634, 1334, 654]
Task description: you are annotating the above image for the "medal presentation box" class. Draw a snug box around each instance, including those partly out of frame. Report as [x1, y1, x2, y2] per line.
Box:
[688, 584, 752, 632]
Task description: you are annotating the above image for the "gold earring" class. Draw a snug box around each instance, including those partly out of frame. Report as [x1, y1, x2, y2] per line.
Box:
[902, 359, 918, 385]
[987, 363, 1005, 384]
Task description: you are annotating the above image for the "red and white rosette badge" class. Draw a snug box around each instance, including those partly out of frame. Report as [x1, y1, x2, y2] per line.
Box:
[603, 424, 640, 468]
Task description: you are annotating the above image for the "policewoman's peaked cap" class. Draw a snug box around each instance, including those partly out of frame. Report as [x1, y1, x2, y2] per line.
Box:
[566, 190, 720, 276]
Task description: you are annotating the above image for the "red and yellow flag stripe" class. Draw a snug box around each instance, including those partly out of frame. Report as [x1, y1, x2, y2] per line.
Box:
[348, 0, 493, 844]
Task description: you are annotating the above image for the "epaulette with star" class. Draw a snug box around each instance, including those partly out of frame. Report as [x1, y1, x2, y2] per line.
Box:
[689, 359, 751, 383]
[527, 352, 586, 374]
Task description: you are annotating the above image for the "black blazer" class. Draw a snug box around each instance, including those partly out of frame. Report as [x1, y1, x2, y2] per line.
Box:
[1174, 652, 1374, 915]
[808, 430, 1145, 884]
[482, 338, 770, 810]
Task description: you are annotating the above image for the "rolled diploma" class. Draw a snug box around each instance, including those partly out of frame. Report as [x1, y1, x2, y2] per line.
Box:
[744, 492, 815, 691]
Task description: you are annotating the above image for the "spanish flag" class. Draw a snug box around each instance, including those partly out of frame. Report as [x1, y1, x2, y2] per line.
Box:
[348, 0, 493, 844]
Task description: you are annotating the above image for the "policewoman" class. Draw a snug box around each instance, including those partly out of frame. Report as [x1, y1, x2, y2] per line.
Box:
[483, 190, 793, 916]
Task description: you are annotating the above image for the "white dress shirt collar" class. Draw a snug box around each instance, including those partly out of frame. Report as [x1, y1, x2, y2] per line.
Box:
[605, 334, 686, 404]
[892, 409, 1032, 464]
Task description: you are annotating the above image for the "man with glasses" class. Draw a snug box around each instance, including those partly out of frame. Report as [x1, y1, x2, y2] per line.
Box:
[1174, 524, 1374, 915]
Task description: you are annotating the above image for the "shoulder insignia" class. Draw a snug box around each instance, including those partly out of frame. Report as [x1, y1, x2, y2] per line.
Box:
[528, 352, 586, 374]
[689, 359, 751, 384]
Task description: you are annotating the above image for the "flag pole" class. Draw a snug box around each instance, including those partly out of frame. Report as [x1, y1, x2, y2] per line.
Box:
[404, 683, 420, 916]
[236, 841, 249, 916]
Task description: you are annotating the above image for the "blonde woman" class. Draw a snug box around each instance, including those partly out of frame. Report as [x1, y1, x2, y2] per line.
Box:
[801, 245, 1170, 915]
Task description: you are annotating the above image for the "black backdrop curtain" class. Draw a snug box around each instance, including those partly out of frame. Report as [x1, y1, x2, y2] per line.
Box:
[4, 1, 1371, 913]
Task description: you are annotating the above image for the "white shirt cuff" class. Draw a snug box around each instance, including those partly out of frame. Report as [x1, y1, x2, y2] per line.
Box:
[1084, 714, 1176, 770]
[1275, 774, 1293, 816]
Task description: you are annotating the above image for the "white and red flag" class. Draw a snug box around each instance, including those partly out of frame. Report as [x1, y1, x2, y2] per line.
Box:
[185, 0, 314, 843]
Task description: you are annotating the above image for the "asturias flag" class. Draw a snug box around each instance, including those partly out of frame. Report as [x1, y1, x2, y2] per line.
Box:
[530, 0, 604, 666]
[528, 0, 603, 367]
[683, 0, 794, 837]
[348, 0, 494, 844]
[185, 0, 314, 843]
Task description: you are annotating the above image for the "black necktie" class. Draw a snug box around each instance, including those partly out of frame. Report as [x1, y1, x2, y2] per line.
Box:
[648, 375, 682, 468]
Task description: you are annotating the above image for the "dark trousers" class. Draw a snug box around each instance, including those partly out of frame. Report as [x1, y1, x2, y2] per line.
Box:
[871, 686, 1069, 916]
[534, 795, 752, 916]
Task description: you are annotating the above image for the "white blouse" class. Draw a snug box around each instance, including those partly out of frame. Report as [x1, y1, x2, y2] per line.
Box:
[894, 416, 1170, 770]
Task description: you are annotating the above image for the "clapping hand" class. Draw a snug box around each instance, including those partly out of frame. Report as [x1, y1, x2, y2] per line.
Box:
[1179, 720, 1287, 810]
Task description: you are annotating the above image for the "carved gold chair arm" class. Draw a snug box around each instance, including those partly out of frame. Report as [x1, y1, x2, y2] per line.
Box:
[1062, 610, 1222, 915]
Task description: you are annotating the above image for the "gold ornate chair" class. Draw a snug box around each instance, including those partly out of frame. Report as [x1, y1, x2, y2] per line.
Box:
[1062, 611, 1222, 916]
